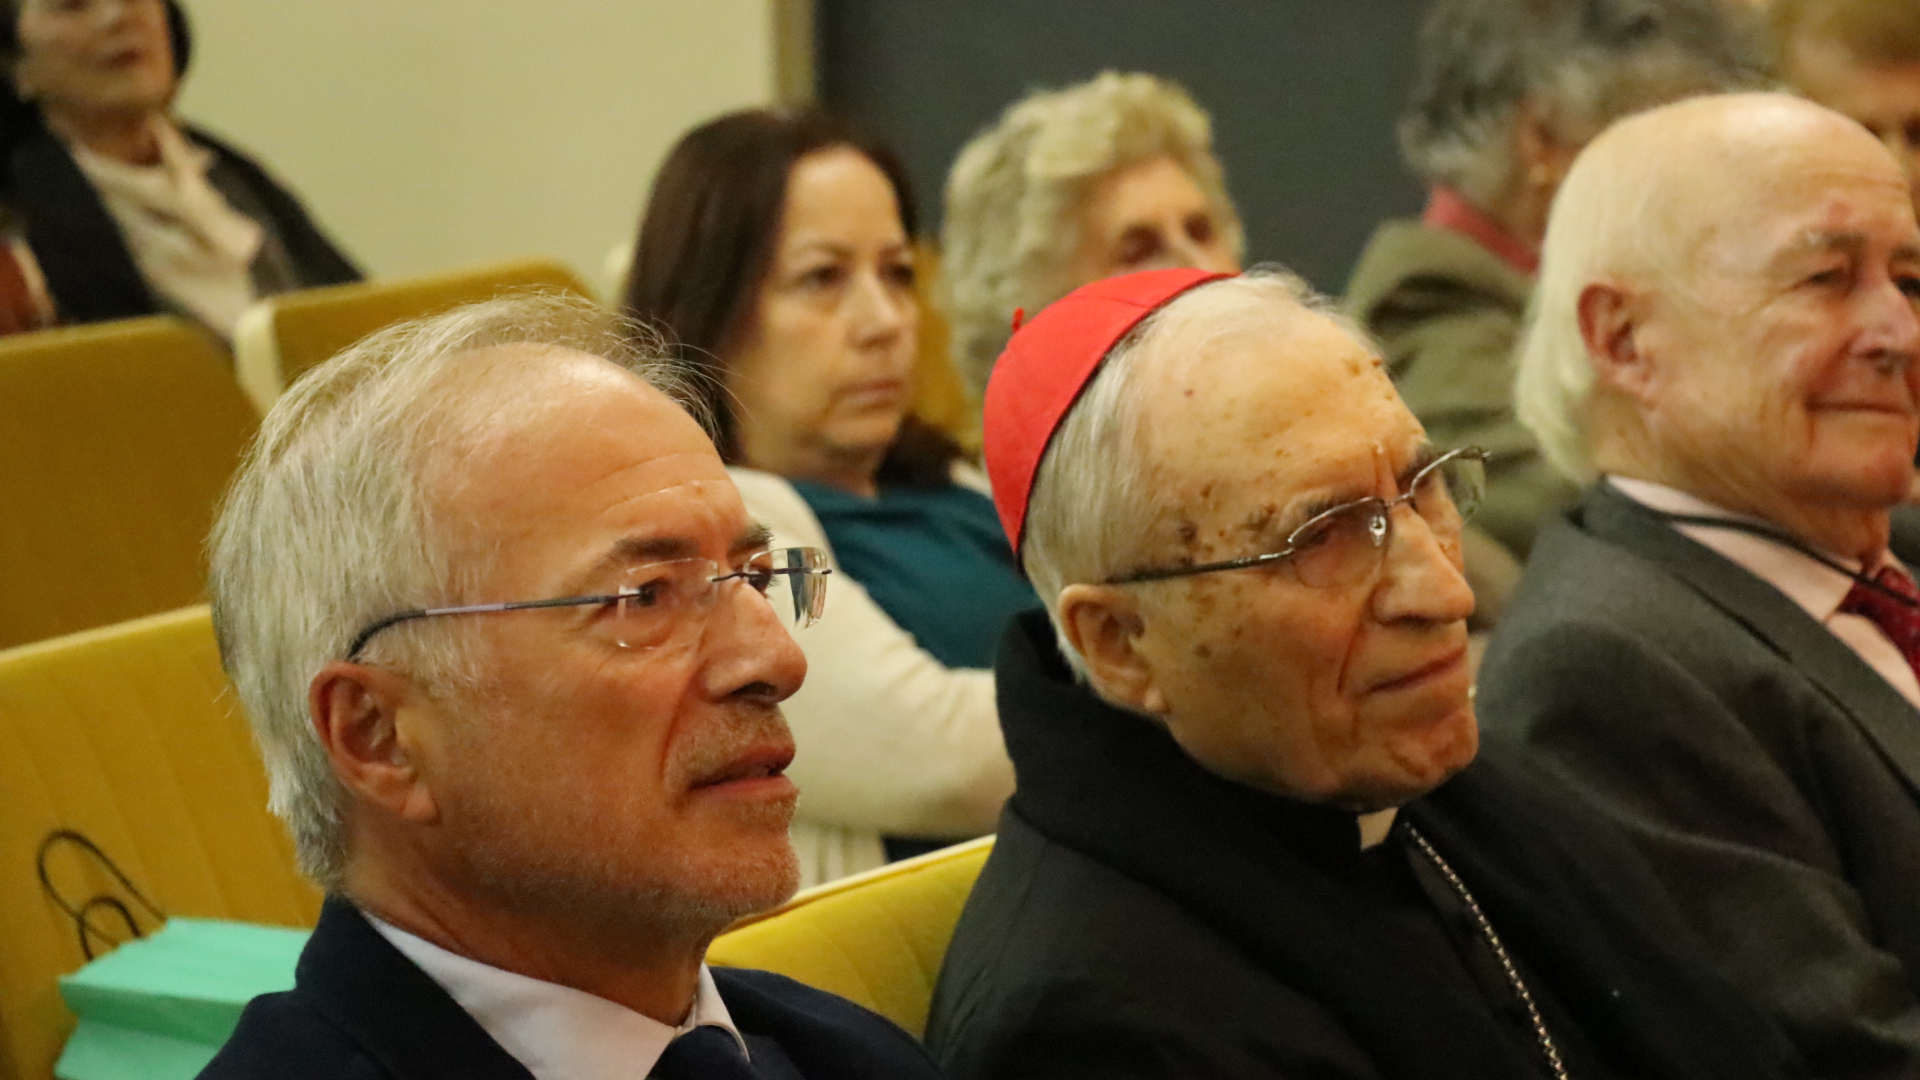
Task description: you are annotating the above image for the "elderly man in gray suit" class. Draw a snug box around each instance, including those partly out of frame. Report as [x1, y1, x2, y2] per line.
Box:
[1478, 92, 1920, 1079]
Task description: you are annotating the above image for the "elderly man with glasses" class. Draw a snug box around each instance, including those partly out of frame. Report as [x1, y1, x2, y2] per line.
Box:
[197, 295, 941, 1080]
[922, 268, 1804, 1080]
[1479, 92, 1920, 1079]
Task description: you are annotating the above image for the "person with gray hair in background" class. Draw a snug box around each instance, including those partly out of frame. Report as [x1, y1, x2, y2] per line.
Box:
[195, 294, 944, 1080]
[1346, 0, 1770, 569]
[1478, 92, 1920, 1078]
[940, 70, 1241, 400]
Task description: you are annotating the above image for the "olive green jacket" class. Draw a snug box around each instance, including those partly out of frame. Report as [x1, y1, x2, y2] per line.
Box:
[1345, 220, 1578, 562]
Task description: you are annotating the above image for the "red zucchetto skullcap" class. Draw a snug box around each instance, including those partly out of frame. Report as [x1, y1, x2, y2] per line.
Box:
[985, 267, 1233, 557]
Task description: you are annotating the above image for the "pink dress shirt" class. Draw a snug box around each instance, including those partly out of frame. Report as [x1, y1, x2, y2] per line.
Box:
[1608, 477, 1920, 709]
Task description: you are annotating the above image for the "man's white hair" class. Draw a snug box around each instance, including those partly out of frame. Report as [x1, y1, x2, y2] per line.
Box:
[1512, 93, 1810, 481]
[207, 293, 691, 890]
[1022, 268, 1347, 678]
[942, 71, 1244, 398]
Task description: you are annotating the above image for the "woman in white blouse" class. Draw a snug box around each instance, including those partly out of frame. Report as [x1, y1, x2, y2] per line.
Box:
[0, 0, 357, 336]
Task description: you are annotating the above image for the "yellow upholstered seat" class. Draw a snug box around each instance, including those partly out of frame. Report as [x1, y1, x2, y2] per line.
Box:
[232, 258, 593, 412]
[0, 606, 319, 1080]
[0, 318, 258, 650]
[706, 835, 992, 1037]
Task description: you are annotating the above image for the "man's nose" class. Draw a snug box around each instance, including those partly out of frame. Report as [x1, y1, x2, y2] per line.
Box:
[1372, 504, 1476, 626]
[699, 577, 808, 705]
[1860, 270, 1920, 370]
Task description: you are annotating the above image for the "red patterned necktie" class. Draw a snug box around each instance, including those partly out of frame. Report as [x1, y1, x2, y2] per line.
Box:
[1837, 565, 1920, 681]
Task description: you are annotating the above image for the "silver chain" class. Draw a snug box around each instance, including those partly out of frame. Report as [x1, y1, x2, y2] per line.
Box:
[1404, 824, 1570, 1080]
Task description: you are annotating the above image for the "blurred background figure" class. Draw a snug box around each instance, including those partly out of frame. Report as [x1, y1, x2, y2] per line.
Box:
[624, 107, 1017, 885]
[1346, 0, 1770, 569]
[940, 71, 1242, 399]
[0, 0, 357, 337]
[1771, 0, 1920, 214]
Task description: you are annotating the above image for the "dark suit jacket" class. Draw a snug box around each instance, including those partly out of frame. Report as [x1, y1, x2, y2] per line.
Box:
[197, 896, 942, 1080]
[928, 610, 1804, 1080]
[1479, 482, 1920, 1079]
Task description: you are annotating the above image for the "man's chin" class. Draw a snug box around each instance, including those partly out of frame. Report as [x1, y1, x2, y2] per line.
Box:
[695, 841, 802, 926]
[1350, 714, 1480, 809]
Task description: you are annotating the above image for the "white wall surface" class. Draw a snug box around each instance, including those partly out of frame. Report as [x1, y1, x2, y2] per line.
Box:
[176, 1, 780, 296]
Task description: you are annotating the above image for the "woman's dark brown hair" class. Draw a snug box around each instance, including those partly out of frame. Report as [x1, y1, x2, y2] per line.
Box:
[622, 106, 961, 487]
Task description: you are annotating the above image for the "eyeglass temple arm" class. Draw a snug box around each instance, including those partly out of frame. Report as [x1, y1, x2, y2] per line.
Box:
[345, 593, 627, 661]
[1113, 549, 1294, 585]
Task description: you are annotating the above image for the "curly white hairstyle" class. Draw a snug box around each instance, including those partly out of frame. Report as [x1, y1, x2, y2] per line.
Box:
[941, 71, 1244, 397]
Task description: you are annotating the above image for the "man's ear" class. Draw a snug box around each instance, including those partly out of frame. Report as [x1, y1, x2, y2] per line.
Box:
[308, 661, 439, 825]
[1057, 584, 1167, 716]
[1577, 280, 1655, 401]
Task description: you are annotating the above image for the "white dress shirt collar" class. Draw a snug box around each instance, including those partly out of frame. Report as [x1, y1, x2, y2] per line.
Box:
[367, 915, 746, 1080]
[1358, 807, 1399, 850]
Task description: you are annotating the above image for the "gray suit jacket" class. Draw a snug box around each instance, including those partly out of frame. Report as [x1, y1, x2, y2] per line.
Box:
[1478, 482, 1920, 1080]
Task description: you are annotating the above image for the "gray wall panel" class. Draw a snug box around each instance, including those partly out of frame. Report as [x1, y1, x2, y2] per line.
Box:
[818, 1, 1431, 293]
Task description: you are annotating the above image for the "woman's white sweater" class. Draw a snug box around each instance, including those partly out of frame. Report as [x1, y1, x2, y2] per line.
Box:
[728, 467, 1014, 887]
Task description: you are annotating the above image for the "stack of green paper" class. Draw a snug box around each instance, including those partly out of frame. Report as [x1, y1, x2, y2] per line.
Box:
[55, 918, 310, 1080]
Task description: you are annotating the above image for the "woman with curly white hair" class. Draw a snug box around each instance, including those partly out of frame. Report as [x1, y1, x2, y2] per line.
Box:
[942, 71, 1242, 396]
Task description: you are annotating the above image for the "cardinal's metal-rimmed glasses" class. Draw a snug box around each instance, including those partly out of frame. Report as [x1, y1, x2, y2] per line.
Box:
[344, 546, 832, 661]
[1107, 447, 1488, 588]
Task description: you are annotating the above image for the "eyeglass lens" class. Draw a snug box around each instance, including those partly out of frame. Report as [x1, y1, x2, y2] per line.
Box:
[1287, 454, 1485, 589]
[610, 547, 831, 649]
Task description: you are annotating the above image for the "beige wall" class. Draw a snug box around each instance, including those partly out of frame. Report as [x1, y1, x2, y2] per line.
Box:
[176, 1, 782, 296]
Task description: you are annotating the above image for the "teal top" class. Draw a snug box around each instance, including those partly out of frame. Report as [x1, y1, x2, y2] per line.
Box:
[789, 479, 1036, 670]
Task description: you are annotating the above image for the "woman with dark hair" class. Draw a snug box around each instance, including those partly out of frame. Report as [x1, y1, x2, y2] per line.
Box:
[625, 108, 1020, 885]
[0, 0, 358, 337]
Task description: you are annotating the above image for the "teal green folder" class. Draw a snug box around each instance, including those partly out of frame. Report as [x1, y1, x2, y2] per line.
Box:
[55, 918, 310, 1080]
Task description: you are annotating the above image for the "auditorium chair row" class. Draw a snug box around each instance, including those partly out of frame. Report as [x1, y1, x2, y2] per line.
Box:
[0, 245, 978, 655]
[0, 259, 590, 653]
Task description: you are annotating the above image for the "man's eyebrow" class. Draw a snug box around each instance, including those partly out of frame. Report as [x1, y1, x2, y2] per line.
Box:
[733, 523, 774, 556]
[1772, 230, 1920, 272]
[1399, 444, 1440, 485]
[1271, 488, 1363, 540]
[562, 535, 700, 595]
[1778, 230, 1867, 261]
[1262, 444, 1437, 539]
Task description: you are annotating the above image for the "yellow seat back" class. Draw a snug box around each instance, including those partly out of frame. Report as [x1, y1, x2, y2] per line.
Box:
[0, 607, 319, 1080]
[706, 836, 991, 1037]
[0, 318, 257, 650]
[233, 258, 593, 412]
